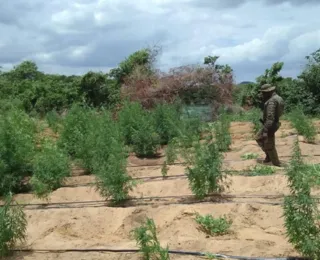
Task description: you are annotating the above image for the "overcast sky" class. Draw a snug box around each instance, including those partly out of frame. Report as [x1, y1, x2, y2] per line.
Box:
[0, 0, 320, 83]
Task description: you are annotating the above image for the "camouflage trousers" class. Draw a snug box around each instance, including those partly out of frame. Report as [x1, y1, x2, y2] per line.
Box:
[255, 125, 281, 166]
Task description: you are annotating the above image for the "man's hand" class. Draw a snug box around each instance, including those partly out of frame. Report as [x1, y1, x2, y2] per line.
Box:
[262, 132, 268, 144]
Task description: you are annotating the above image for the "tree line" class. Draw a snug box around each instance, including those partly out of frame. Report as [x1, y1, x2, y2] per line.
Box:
[1, 47, 320, 116]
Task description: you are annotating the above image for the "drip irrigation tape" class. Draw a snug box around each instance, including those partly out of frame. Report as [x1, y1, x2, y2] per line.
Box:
[62, 171, 287, 188]
[20, 200, 284, 210]
[127, 162, 185, 168]
[126, 154, 320, 168]
[0, 194, 291, 207]
[3, 194, 320, 211]
[11, 248, 309, 260]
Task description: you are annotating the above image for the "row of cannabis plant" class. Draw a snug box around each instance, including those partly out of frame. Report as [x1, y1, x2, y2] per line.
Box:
[0, 108, 71, 198]
[283, 139, 320, 259]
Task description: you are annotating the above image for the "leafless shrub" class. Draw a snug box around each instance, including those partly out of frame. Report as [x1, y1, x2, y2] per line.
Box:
[121, 63, 234, 110]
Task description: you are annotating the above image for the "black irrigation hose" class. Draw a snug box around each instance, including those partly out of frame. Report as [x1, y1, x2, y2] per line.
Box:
[38, 170, 289, 189]
[21, 200, 285, 211]
[128, 162, 185, 168]
[126, 154, 320, 168]
[11, 248, 309, 260]
[4, 194, 320, 211]
[10, 197, 288, 211]
[63, 174, 188, 187]
[1, 193, 299, 207]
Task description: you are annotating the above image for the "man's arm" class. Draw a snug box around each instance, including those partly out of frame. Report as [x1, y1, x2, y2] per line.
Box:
[263, 100, 276, 133]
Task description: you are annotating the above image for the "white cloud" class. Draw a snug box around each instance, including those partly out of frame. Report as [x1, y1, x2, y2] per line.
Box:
[1, 0, 320, 82]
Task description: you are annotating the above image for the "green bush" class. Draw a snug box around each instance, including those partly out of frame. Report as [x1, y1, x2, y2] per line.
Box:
[234, 49, 320, 116]
[0, 194, 27, 257]
[0, 98, 25, 114]
[0, 109, 36, 196]
[234, 62, 283, 108]
[30, 139, 71, 199]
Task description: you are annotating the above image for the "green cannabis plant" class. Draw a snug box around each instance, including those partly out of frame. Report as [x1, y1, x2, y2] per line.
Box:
[288, 107, 317, 143]
[161, 162, 168, 178]
[131, 218, 170, 260]
[177, 117, 202, 148]
[213, 110, 231, 152]
[244, 165, 276, 176]
[117, 101, 146, 145]
[118, 101, 161, 157]
[164, 140, 178, 165]
[0, 109, 36, 196]
[195, 212, 232, 236]
[283, 139, 320, 259]
[45, 110, 62, 133]
[30, 139, 71, 199]
[241, 152, 259, 160]
[186, 139, 227, 199]
[86, 110, 135, 203]
[152, 103, 180, 145]
[58, 104, 95, 158]
[0, 194, 27, 257]
[131, 113, 161, 158]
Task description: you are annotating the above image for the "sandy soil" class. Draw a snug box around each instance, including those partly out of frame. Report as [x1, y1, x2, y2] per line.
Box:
[5, 120, 320, 260]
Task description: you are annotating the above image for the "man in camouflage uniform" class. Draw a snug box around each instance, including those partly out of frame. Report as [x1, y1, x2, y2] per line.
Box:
[255, 84, 284, 167]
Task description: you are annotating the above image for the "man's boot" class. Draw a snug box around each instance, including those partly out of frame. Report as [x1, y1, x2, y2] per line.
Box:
[263, 153, 271, 163]
[267, 148, 281, 167]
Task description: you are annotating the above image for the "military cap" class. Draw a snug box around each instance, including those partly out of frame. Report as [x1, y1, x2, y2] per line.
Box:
[260, 84, 275, 92]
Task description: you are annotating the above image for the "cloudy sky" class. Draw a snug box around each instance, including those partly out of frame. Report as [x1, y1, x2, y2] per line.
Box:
[0, 0, 320, 82]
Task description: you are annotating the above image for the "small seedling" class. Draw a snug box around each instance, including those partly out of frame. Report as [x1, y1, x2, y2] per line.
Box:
[195, 213, 232, 236]
[241, 152, 259, 160]
[243, 165, 276, 176]
[161, 162, 168, 178]
[205, 252, 218, 259]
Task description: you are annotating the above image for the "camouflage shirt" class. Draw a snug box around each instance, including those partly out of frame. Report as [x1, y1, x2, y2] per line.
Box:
[263, 92, 284, 133]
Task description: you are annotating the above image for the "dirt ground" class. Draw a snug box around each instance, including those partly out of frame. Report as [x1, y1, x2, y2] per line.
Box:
[6, 120, 320, 260]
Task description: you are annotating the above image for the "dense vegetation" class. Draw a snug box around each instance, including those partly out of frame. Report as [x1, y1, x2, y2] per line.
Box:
[0, 45, 320, 257]
[234, 48, 320, 115]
